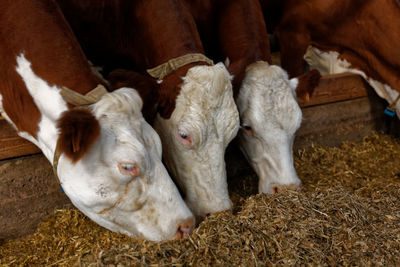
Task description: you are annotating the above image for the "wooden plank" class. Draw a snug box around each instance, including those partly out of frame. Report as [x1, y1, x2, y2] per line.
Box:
[295, 86, 400, 150]
[298, 73, 369, 107]
[0, 118, 41, 160]
[271, 52, 370, 107]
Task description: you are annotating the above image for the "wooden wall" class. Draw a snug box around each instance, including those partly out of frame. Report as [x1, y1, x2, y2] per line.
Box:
[0, 117, 41, 160]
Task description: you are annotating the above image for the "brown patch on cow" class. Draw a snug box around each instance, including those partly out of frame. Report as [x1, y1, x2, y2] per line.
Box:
[188, 0, 271, 96]
[1, 0, 104, 140]
[108, 69, 160, 123]
[57, 108, 100, 163]
[56, 0, 207, 120]
[158, 63, 206, 119]
[274, 0, 400, 95]
[296, 69, 321, 102]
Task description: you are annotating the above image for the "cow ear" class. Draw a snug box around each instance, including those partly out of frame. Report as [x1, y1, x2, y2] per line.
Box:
[57, 108, 100, 163]
[294, 69, 321, 101]
[108, 69, 160, 122]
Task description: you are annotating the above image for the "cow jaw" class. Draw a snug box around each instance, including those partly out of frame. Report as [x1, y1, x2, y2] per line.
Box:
[14, 54, 194, 241]
[236, 62, 302, 194]
[154, 63, 239, 219]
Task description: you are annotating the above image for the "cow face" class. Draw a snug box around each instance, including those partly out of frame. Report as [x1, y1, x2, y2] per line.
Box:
[56, 88, 194, 241]
[13, 54, 193, 241]
[236, 62, 302, 194]
[154, 63, 240, 219]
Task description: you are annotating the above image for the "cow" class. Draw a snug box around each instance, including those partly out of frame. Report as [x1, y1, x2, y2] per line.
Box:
[185, 0, 320, 194]
[0, 0, 195, 241]
[55, 0, 240, 219]
[269, 0, 400, 118]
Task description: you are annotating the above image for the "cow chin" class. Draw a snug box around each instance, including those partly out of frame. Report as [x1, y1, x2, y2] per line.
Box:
[168, 144, 232, 220]
[239, 132, 301, 194]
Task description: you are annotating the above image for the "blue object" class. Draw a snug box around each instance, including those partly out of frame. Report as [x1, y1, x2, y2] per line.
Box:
[384, 108, 396, 117]
[59, 184, 64, 193]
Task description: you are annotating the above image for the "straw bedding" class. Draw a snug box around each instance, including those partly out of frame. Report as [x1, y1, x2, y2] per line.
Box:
[1, 133, 399, 266]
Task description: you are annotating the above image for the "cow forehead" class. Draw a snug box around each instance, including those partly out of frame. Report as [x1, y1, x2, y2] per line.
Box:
[171, 64, 239, 134]
[91, 87, 143, 119]
[238, 64, 301, 131]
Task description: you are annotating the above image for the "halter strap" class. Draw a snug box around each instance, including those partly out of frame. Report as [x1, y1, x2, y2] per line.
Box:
[60, 84, 108, 106]
[388, 93, 400, 111]
[147, 53, 214, 80]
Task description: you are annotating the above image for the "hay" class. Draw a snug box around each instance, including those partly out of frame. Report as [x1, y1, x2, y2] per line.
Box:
[1, 133, 400, 266]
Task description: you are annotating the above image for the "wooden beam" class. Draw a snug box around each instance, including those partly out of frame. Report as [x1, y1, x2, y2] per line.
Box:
[298, 73, 369, 107]
[0, 119, 41, 160]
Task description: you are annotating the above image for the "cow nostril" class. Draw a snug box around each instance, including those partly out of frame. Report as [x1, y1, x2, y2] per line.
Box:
[174, 218, 195, 240]
[205, 213, 211, 218]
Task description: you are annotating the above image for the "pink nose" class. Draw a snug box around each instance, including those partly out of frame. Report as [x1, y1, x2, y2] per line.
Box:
[174, 218, 195, 240]
[271, 183, 301, 194]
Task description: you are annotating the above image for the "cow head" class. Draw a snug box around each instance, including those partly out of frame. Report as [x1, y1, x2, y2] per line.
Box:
[236, 61, 302, 194]
[55, 88, 194, 241]
[154, 63, 240, 219]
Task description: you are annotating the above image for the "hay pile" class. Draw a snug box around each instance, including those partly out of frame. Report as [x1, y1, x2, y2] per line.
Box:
[1, 133, 400, 266]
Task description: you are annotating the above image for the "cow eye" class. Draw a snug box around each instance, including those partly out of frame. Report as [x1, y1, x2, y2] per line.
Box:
[242, 124, 254, 136]
[179, 131, 188, 139]
[118, 162, 140, 176]
[178, 129, 192, 145]
[243, 125, 252, 131]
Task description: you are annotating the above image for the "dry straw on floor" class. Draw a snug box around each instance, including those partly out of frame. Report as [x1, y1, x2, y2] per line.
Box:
[1, 133, 400, 266]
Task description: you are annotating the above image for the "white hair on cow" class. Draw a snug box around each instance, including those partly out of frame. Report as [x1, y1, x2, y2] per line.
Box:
[236, 61, 302, 194]
[154, 62, 240, 219]
[91, 87, 143, 118]
[237, 62, 301, 133]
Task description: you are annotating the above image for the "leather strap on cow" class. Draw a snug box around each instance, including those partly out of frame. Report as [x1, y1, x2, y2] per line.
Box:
[388, 94, 400, 110]
[147, 53, 214, 80]
[60, 84, 108, 106]
[384, 93, 400, 117]
[52, 84, 107, 180]
[52, 138, 62, 179]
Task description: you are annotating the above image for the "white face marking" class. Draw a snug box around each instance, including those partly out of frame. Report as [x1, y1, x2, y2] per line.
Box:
[304, 45, 400, 117]
[236, 62, 302, 194]
[14, 53, 194, 241]
[154, 63, 240, 218]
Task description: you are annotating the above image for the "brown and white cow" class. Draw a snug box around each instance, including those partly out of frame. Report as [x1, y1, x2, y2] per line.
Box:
[56, 0, 240, 219]
[186, 0, 320, 194]
[0, 0, 195, 241]
[270, 0, 400, 118]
